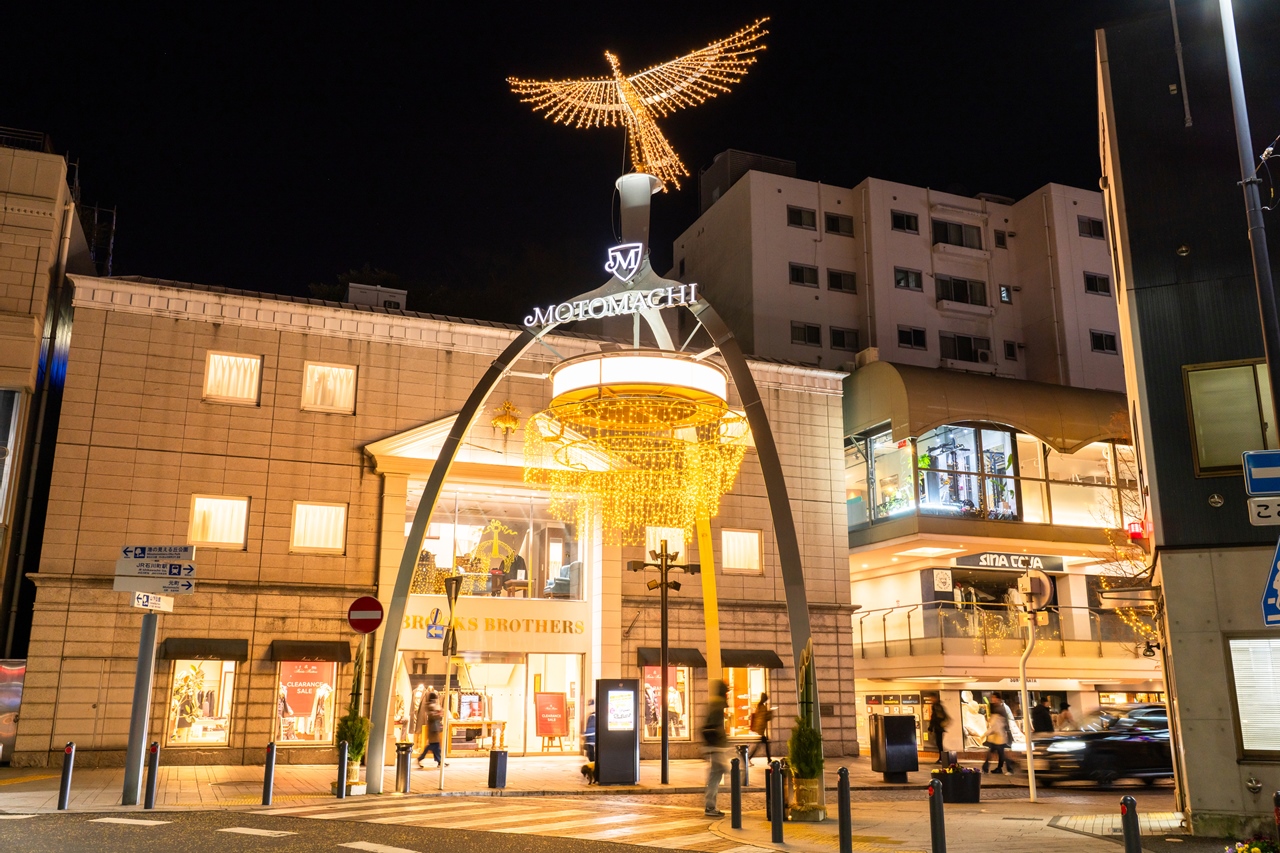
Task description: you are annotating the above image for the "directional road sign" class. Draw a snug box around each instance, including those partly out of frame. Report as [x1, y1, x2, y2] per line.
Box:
[1264, 540, 1280, 627]
[347, 596, 384, 634]
[130, 592, 174, 613]
[115, 559, 196, 578]
[1243, 451, 1280, 496]
[121, 545, 196, 561]
[113, 576, 195, 596]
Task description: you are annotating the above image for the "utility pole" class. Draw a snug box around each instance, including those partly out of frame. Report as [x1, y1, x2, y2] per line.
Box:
[1220, 0, 1280, 420]
[628, 540, 700, 785]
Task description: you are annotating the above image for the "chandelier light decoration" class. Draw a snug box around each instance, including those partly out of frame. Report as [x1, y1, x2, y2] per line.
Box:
[524, 351, 750, 545]
[507, 18, 768, 190]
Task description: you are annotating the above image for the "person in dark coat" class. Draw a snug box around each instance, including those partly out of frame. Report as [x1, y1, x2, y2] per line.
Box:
[703, 680, 729, 817]
[928, 699, 949, 762]
[1030, 695, 1055, 734]
[583, 699, 597, 762]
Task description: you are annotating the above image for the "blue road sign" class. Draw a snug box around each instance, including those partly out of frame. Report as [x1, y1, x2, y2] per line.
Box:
[1244, 451, 1280, 496]
[1264, 540, 1280, 627]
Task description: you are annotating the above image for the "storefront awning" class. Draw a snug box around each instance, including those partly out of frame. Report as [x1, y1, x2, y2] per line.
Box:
[843, 360, 1130, 453]
[269, 640, 352, 663]
[637, 647, 707, 667]
[721, 649, 786, 669]
[158, 638, 249, 662]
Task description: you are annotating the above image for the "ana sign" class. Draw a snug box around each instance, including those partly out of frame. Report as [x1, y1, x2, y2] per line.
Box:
[524, 283, 699, 328]
[954, 552, 1064, 573]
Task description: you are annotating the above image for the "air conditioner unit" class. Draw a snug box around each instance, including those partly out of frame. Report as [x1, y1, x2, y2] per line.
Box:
[854, 347, 880, 369]
[977, 349, 992, 363]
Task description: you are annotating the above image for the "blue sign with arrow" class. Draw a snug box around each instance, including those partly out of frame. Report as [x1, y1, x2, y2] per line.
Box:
[1243, 451, 1280, 496]
[1264, 540, 1280, 627]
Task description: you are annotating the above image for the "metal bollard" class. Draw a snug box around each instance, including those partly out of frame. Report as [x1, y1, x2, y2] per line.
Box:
[262, 742, 276, 806]
[394, 743, 413, 794]
[1120, 795, 1141, 853]
[838, 767, 853, 853]
[770, 759, 784, 843]
[143, 742, 160, 809]
[336, 741, 349, 799]
[730, 758, 742, 829]
[1274, 791, 1280, 846]
[928, 778, 947, 853]
[737, 744, 750, 786]
[57, 742, 75, 810]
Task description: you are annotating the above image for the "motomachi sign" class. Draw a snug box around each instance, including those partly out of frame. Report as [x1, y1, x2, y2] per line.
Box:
[524, 283, 699, 328]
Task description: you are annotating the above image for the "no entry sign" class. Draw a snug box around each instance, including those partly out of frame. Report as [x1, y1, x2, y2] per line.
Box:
[347, 596, 384, 634]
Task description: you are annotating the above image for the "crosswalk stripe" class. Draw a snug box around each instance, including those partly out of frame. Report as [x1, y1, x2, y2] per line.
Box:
[217, 827, 296, 837]
[0, 815, 36, 820]
[640, 830, 722, 848]
[572, 817, 711, 840]
[89, 818, 171, 826]
[312, 800, 501, 821]
[338, 843, 420, 853]
[423, 808, 590, 829]
[718, 847, 777, 853]
[364, 802, 548, 825]
[497, 811, 651, 834]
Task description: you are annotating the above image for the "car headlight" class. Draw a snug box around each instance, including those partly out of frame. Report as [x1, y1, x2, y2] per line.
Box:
[1047, 740, 1086, 753]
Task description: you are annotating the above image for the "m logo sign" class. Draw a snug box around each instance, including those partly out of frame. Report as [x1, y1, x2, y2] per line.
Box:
[604, 243, 643, 282]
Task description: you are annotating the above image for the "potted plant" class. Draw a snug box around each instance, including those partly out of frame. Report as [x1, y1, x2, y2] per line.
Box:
[788, 717, 826, 821]
[930, 762, 981, 803]
[332, 641, 371, 794]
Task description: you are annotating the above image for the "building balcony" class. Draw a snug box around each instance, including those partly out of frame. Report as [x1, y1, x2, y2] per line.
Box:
[932, 242, 990, 263]
[935, 299, 995, 320]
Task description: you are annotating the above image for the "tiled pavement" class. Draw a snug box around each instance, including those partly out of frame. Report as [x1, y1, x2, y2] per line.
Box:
[1051, 811, 1188, 837]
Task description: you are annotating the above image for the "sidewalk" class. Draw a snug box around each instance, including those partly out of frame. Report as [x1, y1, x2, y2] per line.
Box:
[0, 754, 1025, 812]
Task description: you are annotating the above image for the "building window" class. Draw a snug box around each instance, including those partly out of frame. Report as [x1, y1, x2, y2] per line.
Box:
[827, 270, 856, 293]
[940, 332, 992, 363]
[203, 352, 262, 405]
[642, 665, 692, 741]
[166, 659, 236, 747]
[1184, 360, 1277, 474]
[894, 268, 923, 291]
[302, 362, 357, 414]
[189, 495, 249, 549]
[830, 327, 858, 352]
[786, 206, 816, 230]
[791, 322, 821, 347]
[788, 263, 819, 288]
[1090, 330, 1118, 354]
[291, 502, 348, 554]
[1004, 341, 1019, 361]
[999, 285, 1013, 304]
[1085, 272, 1112, 295]
[1227, 637, 1280, 757]
[931, 219, 983, 250]
[994, 230, 1008, 248]
[891, 210, 919, 233]
[276, 661, 338, 745]
[722, 529, 762, 574]
[936, 275, 987, 306]
[898, 326, 927, 350]
[1078, 215, 1106, 239]
[825, 212, 854, 236]
[645, 526, 685, 558]
[725, 667, 769, 738]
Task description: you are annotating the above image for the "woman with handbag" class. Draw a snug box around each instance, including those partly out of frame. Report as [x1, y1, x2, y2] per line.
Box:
[981, 693, 1011, 774]
[417, 691, 447, 768]
[747, 693, 773, 764]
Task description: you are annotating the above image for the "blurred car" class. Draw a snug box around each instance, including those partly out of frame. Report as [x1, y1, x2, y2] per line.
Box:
[1006, 704, 1172, 785]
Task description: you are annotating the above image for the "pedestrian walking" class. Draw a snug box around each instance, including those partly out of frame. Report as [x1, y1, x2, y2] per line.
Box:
[1031, 696, 1054, 734]
[747, 692, 773, 764]
[1056, 702, 1076, 731]
[981, 693, 1011, 774]
[416, 690, 446, 768]
[583, 699, 597, 762]
[928, 699, 949, 762]
[702, 680, 730, 817]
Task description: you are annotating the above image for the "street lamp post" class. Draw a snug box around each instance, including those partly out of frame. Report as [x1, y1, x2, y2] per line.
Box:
[628, 539, 700, 785]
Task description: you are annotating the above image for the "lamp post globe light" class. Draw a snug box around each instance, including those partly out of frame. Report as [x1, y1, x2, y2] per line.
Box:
[628, 540, 700, 785]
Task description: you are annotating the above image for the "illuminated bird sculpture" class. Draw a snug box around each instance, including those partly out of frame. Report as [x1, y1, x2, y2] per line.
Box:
[508, 19, 768, 191]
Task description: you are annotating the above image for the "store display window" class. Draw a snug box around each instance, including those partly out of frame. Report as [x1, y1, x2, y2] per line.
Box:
[275, 661, 339, 745]
[642, 665, 691, 741]
[724, 667, 768, 738]
[166, 659, 236, 747]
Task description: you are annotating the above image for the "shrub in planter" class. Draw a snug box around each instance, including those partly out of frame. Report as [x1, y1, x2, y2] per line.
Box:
[930, 764, 981, 803]
[788, 718, 826, 821]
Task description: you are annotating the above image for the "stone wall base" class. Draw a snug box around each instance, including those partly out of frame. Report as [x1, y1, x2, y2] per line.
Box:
[1190, 809, 1273, 839]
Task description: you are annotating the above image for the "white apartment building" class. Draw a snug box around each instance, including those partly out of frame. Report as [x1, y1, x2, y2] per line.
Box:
[672, 152, 1124, 394]
[671, 153, 1160, 757]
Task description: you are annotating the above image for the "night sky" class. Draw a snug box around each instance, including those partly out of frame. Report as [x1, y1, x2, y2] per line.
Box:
[5, 1, 1218, 322]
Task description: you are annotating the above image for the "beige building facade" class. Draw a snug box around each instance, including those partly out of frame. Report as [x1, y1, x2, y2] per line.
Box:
[12, 274, 856, 767]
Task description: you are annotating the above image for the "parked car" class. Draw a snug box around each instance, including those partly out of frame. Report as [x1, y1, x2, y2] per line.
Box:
[1006, 704, 1172, 786]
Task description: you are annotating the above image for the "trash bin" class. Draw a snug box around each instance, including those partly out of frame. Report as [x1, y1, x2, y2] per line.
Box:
[394, 742, 414, 793]
[869, 714, 919, 783]
[736, 744, 751, 786]
[488, 749, 508, 788]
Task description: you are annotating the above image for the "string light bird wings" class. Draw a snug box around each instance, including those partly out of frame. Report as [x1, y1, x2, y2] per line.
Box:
[507, 18, 768, 191]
